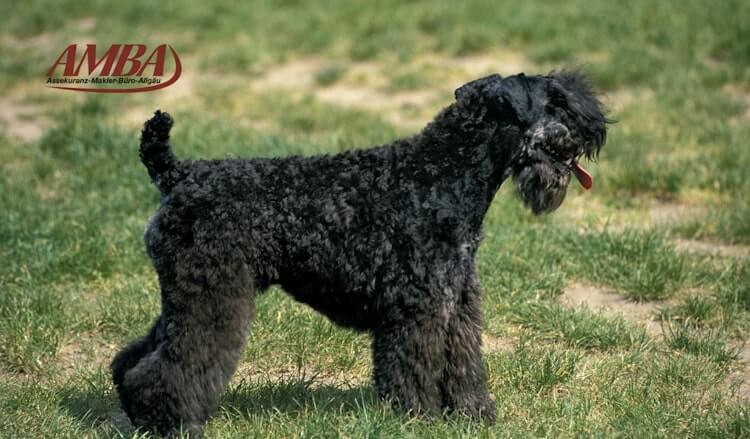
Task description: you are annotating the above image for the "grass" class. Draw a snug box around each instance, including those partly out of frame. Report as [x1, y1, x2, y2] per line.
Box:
[314, 64, 347, 87]
[2, 0, 750, 437]
[499, 344, 580, 393]
[509, 302, 650, 351]
[563, 230, 689, 301]
[663, 323, 738, 366]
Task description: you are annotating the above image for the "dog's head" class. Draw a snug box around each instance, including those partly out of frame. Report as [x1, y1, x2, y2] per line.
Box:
[455, 71, 609, 214]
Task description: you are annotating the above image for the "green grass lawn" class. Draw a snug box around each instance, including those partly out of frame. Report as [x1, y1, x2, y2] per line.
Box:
[2, 0, 750, 437]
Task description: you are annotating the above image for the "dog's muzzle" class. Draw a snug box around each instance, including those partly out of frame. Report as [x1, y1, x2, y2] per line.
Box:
[523, 121, 594, 190]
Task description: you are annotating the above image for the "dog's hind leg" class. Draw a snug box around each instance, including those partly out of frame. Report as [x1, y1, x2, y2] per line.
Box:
[440, 279, 496, 423]
[114, 240, 255, 437]
[111, 314, 166, 406]
[372, 302, 449, 417]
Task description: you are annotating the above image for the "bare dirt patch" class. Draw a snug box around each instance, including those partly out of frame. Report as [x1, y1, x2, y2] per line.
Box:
[560, 198, 708, 234]
[0, 97, 51, 142]
[425, 50, 534, 78]
[1, 31, 55, 51]
[317, 85, 438, 128]
[56, 332, 118, 377]
[559, 283, 663, 337]
[316, 85, 433, 108]
[649, 202, 705, 226]
[249, 51, 536, 129]
[77, 17, 97, 32]
[558, 194, 628, 232]
[673, 238, 750, 259]
[121, 70, 197, 128]
[724, 343, 750, 400]
[252, 57, 438, 128]
[255, 58, 324, 89]
[723, 83, 750, 125]
[482, 333, 515, 354]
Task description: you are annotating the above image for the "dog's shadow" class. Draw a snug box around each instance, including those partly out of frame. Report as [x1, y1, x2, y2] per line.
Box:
[60, 375, 377, 435]
[221, 378, 377, 418]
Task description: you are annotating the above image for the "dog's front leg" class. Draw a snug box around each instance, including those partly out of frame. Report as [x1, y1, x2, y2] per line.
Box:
[371, 299, 449, 418]
[441, 279, 496, 423]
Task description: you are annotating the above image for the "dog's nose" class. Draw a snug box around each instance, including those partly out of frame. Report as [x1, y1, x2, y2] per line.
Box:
[529, 121, 570, 146]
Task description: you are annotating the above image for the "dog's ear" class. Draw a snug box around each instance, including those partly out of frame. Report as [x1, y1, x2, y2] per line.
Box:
[494, 74, 535, 125]
[454, 74, 502, 102]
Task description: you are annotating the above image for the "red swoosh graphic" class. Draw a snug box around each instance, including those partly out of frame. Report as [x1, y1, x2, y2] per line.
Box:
[46, 45, 182, 93]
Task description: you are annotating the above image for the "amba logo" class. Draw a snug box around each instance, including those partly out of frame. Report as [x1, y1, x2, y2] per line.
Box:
[47, 44, 182, 93]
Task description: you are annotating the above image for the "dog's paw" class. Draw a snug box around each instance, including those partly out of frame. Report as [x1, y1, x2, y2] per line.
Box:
[477, 398, 497, 425]
[454, 396, 497, 425]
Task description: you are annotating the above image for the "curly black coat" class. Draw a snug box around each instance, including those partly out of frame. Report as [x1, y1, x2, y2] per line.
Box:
[111, 71, 608, 436]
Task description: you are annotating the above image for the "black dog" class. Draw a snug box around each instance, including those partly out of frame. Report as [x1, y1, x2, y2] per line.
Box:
[112, 71, 608, 436]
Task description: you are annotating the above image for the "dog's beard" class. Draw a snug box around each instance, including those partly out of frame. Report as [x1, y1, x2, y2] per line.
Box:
[514, 162, 570, 215]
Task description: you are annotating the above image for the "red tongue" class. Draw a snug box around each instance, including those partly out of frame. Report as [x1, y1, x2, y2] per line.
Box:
[572, 160, 593, 190]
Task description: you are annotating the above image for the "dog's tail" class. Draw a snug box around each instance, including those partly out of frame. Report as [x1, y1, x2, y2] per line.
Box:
[139, 110, 182, 194]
